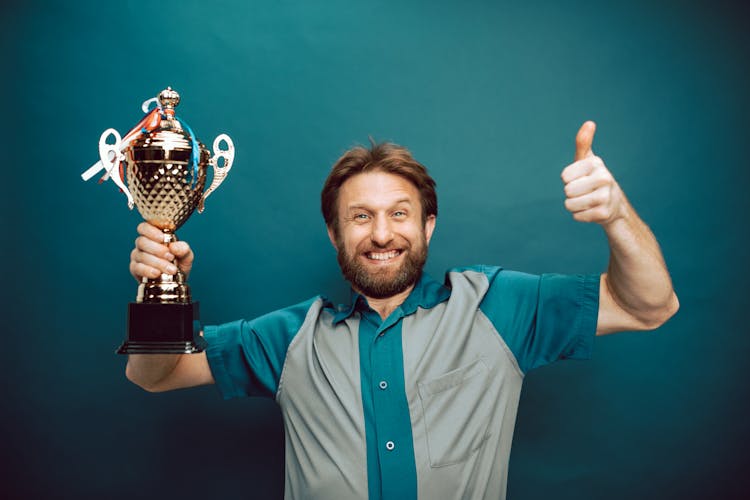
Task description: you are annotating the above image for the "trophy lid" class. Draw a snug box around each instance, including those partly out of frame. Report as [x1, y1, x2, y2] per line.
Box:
[130, 87, 206, 156]
[158, 87, 180, 116]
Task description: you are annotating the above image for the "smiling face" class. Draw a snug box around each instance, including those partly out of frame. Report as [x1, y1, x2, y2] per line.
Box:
[328, 171, 436, 300]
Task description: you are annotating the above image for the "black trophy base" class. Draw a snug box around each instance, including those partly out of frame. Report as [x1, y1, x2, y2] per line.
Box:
[118, 301, 205, 354]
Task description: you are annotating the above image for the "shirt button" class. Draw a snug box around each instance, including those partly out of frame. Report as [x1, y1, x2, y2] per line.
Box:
[385, 441, 395, 451]
[379, 380, 388, 390]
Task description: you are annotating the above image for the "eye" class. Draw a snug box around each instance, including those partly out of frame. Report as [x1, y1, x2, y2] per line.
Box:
[353, 213, 370, 221]
[392, 210, 407, 218]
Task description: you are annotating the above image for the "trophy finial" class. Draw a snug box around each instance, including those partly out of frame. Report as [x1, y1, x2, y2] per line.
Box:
[158, 87, 180, 113]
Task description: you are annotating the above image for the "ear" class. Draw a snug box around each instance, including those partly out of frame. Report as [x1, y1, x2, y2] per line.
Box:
[326, 225, 338, 250]
[424, 215, 437, 245]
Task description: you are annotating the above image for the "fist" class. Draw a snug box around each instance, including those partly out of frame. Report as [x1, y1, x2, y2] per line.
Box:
[561, 121, 625, 226]
[129, 222, 194, 282]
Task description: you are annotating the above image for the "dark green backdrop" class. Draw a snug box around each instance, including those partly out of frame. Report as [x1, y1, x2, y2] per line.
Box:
[2, 0, 748, 498]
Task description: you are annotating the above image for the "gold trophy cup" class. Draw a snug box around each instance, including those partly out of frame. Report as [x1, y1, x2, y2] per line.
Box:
[83, 87, 234, 354]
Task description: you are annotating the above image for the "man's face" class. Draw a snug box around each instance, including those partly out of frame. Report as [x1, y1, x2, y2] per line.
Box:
[328, 171, 436, 299]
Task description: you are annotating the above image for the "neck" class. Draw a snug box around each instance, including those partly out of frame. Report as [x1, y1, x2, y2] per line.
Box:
[361, 285, 414, 320]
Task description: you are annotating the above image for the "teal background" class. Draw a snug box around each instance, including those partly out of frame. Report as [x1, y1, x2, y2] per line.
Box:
[2, 0, 747, 498]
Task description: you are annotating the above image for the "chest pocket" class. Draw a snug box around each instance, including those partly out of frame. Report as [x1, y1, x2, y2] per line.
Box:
[417, 358, 492, 467]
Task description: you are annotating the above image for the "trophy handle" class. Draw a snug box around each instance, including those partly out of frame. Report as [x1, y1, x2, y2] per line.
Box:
[98, 128, 134, 209]
[198, 134, 234, 213]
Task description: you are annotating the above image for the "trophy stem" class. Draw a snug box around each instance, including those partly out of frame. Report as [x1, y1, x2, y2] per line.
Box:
[136, 230, 192, 304]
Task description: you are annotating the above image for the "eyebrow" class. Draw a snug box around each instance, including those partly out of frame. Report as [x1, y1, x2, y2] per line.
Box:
[346, 199, 413, 211]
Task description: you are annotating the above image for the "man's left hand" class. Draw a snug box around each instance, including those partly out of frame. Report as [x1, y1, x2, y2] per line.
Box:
[561, 121, 626, 227]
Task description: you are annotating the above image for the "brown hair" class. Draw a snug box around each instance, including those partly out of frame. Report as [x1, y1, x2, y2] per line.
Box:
[321, 141, 438, 235]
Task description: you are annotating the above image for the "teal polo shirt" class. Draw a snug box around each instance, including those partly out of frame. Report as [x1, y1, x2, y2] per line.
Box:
[203, 266, 600, 500]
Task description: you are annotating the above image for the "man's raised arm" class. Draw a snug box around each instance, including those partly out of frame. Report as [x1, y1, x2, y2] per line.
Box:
[561, 121, 679, 335]
[125, 222, 215, 391]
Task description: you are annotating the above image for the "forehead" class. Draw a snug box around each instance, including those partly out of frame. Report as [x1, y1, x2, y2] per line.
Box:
[338, 171, 420, 211]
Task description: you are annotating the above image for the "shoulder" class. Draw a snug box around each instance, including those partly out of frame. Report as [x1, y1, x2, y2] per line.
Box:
[205, 296, 330, 347]
[445, 265, 540, 296]
[446, 266, 597, 322]
[248, 295, 331, 331]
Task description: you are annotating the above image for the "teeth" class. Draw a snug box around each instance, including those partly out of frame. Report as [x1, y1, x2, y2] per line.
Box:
[367, 250, 400, 261]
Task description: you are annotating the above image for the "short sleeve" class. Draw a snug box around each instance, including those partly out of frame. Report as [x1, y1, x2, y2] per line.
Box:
[203, 297, 322, 400]
[478, 268, 600, 373]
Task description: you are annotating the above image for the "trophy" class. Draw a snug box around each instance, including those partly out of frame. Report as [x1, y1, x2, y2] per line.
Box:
[82, 87, 235, 354]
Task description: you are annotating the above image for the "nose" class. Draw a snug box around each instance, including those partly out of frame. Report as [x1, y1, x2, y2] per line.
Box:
[370, 215, 394, 247]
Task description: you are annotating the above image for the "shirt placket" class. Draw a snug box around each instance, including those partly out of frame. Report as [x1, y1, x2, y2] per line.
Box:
[360, 307, 417, 499]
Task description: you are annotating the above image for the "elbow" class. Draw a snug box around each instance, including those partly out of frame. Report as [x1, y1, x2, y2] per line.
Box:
[125, 361, 162, 393]
[639, 291, 680, 331]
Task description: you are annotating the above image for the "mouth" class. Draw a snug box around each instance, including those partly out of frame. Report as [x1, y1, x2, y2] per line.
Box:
[364, 249, 403, 262]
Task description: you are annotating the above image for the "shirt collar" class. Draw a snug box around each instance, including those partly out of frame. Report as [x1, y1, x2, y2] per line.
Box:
[332, 272, 451, 324]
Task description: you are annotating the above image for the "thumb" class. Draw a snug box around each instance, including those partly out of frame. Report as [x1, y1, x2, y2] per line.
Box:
[169, 241, 192, 259]
[169, 241, 194, 274]
[575, 120, 596, 161]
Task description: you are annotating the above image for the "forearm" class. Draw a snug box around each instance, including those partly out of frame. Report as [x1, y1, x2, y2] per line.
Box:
[602, 196, 679, 328]
[125, 354, 182, 392]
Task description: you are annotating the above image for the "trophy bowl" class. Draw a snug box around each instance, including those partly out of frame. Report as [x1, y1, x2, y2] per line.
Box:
[128, 130, 209, 232]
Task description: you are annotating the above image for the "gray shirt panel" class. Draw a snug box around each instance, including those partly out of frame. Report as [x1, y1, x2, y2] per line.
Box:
[277, 299, 369, 499]
[404, 270, 523, 500]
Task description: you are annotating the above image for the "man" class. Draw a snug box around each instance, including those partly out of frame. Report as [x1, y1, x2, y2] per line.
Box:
[127, 121, 678, 499]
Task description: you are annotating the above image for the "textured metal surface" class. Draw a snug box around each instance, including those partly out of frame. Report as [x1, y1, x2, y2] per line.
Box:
[126, 129, 208, 232]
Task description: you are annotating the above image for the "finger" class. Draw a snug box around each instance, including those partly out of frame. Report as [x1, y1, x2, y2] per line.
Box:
[131, 248, 178, 275]
[137, 222, 169, 243]
[570, 205, 612, 224]
[130, 261, 162, 281]
[561, 157, 596, 184]
[575, 120, 596, 161]
[564, 186, 611, 214]
[563, 166, 610, 198]
[135, 235, 174, 261]
[564, 176, 597, 199]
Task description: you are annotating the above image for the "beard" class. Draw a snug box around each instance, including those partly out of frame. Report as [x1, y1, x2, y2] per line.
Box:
[335, 233, 428, 300]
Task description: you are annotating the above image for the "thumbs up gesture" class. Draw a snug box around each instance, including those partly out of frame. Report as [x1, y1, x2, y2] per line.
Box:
[561, 121, 626, 226]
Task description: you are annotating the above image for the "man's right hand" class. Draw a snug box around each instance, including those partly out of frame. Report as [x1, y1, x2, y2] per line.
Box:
[129, 222, 195, 282]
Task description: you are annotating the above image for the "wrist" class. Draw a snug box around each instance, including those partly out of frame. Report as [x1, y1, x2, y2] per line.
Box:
[600, 185, 631, 230]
